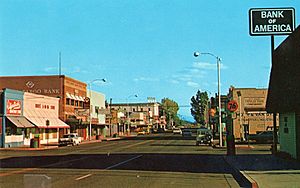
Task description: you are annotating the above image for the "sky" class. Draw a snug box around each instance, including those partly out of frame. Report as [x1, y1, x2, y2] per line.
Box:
[0, 0, 299, 121]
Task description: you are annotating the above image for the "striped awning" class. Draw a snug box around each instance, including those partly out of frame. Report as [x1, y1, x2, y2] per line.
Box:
[7, 116, 35, 128]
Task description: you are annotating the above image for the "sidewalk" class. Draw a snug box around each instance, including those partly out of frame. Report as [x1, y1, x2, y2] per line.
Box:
[0, 135, 135, 151]
[224, 154, 300, 188]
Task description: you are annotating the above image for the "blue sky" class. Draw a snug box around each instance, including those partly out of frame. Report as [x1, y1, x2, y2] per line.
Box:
[0, 0, 299, 121]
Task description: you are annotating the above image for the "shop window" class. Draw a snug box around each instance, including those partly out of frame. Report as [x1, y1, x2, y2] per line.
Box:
[71, 99, 75, 106]
[79, 101, 83, 107]
[75, 101, 79, 106]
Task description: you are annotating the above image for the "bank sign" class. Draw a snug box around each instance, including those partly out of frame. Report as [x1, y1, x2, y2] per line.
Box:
[249, 8, 295, 36]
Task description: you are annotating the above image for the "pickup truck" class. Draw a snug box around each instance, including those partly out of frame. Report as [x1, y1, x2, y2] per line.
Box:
[59, 133, 82, 146]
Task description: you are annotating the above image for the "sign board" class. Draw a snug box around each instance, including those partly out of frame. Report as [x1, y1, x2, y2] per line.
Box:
[227, 100, 238, 112]
[75, 109, 89, 117]
[97, 108, 110, 115]
[6, 100, 22, 115]
[249, 8, 295, 36]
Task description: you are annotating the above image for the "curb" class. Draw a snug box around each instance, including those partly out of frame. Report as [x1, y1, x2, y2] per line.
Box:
[0, 146, 58, 151]
[223, 156, 259, 188]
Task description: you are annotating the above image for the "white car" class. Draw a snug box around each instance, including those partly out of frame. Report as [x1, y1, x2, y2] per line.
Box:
[59, 133, 82, 146]
[173, 128, 182, 134]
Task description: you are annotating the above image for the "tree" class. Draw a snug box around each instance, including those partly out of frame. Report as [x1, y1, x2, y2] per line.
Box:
[160, 98, 179, 128]
[190, 90, 209, 125]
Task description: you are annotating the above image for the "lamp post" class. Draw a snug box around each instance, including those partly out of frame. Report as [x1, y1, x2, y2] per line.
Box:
[126, 94, 138, 134]
[88, 78, 106, 141]
[194, 51, 223, 147]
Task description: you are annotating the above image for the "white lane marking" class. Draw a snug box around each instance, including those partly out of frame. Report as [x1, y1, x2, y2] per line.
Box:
[105, 155, 143, 170]
[75, 173, 92, 181]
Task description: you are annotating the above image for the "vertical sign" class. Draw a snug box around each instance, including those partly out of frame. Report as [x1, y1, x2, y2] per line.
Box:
[249, 8, 295, 36]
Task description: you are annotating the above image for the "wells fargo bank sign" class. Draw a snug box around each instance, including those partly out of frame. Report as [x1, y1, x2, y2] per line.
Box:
[6, 100, 22, 115]
[23, 81, 61, 95]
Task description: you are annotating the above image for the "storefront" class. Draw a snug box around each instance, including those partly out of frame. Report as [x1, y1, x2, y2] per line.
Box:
[23, 92, 70, 145]
[0, 75, 88, 139]
[0, 89, 35, 148]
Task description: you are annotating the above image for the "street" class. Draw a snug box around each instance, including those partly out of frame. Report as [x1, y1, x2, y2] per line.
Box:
[0, 133, 265, 188]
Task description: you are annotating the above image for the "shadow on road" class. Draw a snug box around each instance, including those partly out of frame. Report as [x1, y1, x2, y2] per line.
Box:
[226, 154, 300, 171]
[2, 153, 300, 187]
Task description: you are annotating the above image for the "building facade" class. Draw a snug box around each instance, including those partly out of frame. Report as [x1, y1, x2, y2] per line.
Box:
[87, 90, 106, 138]
[0, 88, 69, 148]
[228, 87, 276, 140]
[111, 102, 161, 132]
[267, 26, 300, 160]
[0, 75, 89, 139]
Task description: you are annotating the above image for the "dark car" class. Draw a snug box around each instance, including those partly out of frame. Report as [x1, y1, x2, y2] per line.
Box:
[248, 131, 275, 143]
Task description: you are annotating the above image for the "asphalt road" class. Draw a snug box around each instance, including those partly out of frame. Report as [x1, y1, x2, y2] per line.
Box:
[0, 134, 263, 188]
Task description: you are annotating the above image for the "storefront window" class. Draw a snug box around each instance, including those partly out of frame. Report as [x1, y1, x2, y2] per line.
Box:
[71, 99, 75, 106]
[75, 101, 79, 106]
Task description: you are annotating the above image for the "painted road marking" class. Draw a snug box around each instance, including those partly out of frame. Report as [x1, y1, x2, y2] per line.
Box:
[0, 168, 37, 177]
[105, 155, 143, 170]
[116, 140, 154, 150]
[75, 173, 92, 181]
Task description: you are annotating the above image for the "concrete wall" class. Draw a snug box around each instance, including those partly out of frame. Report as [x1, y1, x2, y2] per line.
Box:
[279, 113, 297, 159]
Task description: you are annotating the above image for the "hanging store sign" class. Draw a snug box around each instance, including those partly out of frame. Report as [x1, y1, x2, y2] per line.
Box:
[6, 100, 22, 115]
[249, 8, 295, 36]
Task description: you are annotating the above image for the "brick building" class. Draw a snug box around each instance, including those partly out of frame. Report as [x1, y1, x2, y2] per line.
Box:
[0, 75, 89, 139]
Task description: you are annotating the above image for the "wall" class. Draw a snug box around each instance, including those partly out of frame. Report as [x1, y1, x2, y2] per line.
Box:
[279, 113, 297, 159]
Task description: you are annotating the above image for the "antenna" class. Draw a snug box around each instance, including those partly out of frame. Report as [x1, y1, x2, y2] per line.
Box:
[59, 52, 61, 76]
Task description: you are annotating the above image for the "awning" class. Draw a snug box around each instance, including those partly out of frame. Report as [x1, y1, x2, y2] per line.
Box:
[66, 93, 76, 100]
[7, 116, 35, 128]
[75, 96, 81, 101]
[78, 96, 85, 101]
[25, 116, 70, 129]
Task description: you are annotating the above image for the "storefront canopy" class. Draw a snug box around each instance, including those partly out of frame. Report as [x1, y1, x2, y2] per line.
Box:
[7, 116, 35, 128]
[25, 116, 70, 129]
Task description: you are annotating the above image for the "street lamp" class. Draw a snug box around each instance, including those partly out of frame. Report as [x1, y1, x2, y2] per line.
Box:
[126, 94, 138, 134]
[88, 78, 106, 141]
[194, 51, 223, 147]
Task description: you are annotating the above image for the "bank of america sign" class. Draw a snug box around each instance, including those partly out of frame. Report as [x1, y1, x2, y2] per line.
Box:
[249, 8, 295, 36]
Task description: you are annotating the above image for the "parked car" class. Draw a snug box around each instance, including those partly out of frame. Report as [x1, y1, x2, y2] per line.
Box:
[173, 128, 182, 134]
[182, 130, 192, 137]
[137, 129, 150, 135]
[248, 131, 274, 143]
[196, 128, 212, 146]
[59, 133, 82, 146]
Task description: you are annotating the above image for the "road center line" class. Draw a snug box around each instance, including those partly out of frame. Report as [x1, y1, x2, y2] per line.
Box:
[105, 155, 143, 170]
[75, 173, 92, 181]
